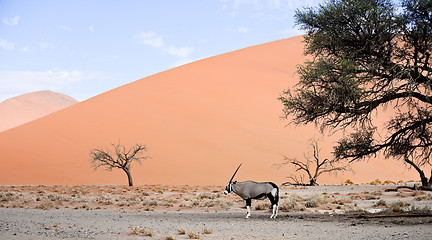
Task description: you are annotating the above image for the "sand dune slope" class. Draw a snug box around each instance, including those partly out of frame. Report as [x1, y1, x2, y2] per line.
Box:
[0, 36, 420, 185]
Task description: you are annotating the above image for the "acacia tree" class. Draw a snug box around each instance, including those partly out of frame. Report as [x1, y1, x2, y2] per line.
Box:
[278, 139, 347, 186]
[280, 0, 432, 189]
[90, 143, 149, 186]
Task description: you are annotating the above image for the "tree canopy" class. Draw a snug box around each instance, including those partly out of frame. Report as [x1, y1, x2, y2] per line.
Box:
[280, 0, 432, 187]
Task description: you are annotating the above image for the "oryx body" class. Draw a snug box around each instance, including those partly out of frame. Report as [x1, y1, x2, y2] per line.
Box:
[224, 164, 279, 218]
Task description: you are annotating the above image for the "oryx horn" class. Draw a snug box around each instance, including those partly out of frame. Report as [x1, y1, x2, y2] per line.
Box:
[229, 163, 242, 183]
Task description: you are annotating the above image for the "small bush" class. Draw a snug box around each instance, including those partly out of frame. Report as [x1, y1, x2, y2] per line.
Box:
[142, 199, 158, 206]
[129, 226, 153, 237]
[332, 199, 352, 205]
[202, 199, 220, 207]
[165, 233, 176, 240]
[188, 231, 200, 239]
[415, 193, 432, 201]
[198, 193, 220, 200]
[345, 179, 354, 185]
[191, 200, 200, 206]
[366, 195, 380, 200]
[279, 196, 306, 212]
[255, 203, 271, 210]
[177, 228, 186, 235]
[96, 195, 114, 205]
[0, 192, 16, 202]
[407, 205, 432, 214]
[202, 227, 213, 234]
[36, 202, 55, 210]
[383, 180, 396, 185]
[305, 199, 319, 208]
[369, 179, 382, 185]
[304, 195, 322, 208]
[389, 201, 411, 213]
[373, 199, 387, 207]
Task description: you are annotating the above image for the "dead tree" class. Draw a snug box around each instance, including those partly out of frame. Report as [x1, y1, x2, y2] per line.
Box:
[89, 142, 149, 186]
[277, 139, 347, 186]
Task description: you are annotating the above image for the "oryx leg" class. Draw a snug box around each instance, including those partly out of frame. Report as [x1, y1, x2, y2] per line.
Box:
[245, 199, 251, 218]
[271, 204, 278, 218]
[268, 192, 278, 218]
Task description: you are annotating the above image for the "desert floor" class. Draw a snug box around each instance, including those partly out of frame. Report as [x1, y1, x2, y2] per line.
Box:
[1, 184, 432, 239]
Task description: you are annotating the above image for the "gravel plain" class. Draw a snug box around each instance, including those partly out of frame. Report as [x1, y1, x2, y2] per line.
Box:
[1, 208, 432, 239]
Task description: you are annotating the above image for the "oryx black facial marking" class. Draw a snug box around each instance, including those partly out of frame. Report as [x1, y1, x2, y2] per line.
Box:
[224, 164, 279, 218]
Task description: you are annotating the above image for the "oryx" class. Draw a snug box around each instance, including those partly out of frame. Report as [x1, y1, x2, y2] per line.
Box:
[224, 164, 279, 218]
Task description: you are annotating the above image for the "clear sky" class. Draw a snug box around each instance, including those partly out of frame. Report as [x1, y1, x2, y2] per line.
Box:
[0, 0, 323, 102]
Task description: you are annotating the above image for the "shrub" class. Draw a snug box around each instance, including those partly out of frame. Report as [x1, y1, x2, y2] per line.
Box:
[304, 195, 323, 208]
[198, 193, 219, 200]
[279, 196, 306, 212]
[369, 179, 382, 185]
[177, 228, 186, 235]
[0, 192, 16, 202]
[305, 199, 319, 208]
[345, 179, 354, 185]
[202, 199, 220, 207]
[366, 195, 380, 200]
[129, 226, 153, 237]
[36, 202, 55, 210]
[407, 205, 432, 214]
[373, 199, 387, 207]
[188, 231, 200, 239]
[96, 195, 114, 205]
[202, 227, 213, 234]
[191, 200, 200, 206]
[165, 233, 176, 240]
[415, 193, 432, 201]
[389, 201, 411, 213]
[383, 180, 395, 185]
[142, 199, 158, 206]
[255, 203, 271, 210]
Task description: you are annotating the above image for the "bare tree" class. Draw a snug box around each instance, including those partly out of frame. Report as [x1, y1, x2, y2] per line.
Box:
[277, 139, 348, 186]
[89, 142, 149, 186]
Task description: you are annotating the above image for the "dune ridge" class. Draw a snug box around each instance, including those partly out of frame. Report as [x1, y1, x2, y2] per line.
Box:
[0, 36, 421, 186]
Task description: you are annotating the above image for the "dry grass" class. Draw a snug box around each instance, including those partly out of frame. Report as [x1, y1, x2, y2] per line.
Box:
[0, 184, 431, 216]
[188, 230, 200, 239]
[202, 227, 213, 234]
[165, 233, 176, 240]
[177, 228, 186, 235]
[129, 226, 154, 236]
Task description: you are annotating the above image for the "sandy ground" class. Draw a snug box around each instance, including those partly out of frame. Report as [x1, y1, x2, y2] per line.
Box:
[1, 184, 432, 239]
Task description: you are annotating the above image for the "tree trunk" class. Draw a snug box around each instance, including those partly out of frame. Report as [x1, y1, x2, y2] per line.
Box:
[404, 156, 430, 188]
[124, 168, 133, 186]
[309, 177, 317, 186]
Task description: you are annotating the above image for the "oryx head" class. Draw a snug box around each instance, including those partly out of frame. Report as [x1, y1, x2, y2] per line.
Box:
[224, 163, 242, 195]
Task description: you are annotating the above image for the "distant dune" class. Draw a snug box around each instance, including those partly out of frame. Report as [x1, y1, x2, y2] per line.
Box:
[0, 91, 78, 132]
[0, 36, 422, 186]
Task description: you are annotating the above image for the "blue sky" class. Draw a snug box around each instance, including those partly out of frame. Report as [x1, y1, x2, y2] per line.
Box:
[0, 0, 323, 102]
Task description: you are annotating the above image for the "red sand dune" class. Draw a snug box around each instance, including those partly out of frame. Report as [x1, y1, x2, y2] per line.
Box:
[0, 91, 78, 132]
[0, 36, 422, 186]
